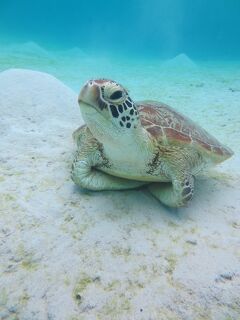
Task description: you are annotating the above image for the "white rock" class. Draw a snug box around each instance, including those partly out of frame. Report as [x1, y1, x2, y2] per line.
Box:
[0, 68, 79, 120]
[163, 53, 197, 69]
[0, 42, 54, 59]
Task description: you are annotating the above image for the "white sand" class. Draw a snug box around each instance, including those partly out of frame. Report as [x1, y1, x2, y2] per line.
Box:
[0, 67, 240, 320]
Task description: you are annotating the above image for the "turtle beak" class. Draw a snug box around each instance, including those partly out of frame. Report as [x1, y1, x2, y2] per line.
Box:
[78, 81, 100, 107]
[78, 80, 108, 111]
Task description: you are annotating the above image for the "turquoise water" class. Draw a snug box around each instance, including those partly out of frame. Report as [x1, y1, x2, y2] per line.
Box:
[1, 0, 240, 59]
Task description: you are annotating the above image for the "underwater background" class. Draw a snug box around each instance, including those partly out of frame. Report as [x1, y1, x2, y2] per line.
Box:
[1, 0, 240, 59]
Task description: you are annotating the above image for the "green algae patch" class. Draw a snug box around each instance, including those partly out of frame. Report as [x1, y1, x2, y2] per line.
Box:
[73, 274, 100, 303]
[154, 307, 180, 320]
[1, 193, 16, 202]
[64, 277, 71, 286]
[19, 292, 30, 306]
[232, 221, 240, 229]
[0, 288, 8, 306]
[167, 221, 180, 228]
[104, 212, 121, 222]
[111, 245, 131, 259]
[100, 293, 131, 317]
[75, 276, 92, 292]
[0, 193, 17, 212]
[165, 254, 178, 275]
[21, 259, 38, 271]
[190, 226, 199, 234]
[70, 316, 86, 320]
[105, 280, 121, 291]
[17, 244, 39, 271]
[61, 211, 96, 241]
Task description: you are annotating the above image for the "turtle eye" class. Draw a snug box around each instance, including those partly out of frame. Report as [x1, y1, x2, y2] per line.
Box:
[109, 90, 123, 100]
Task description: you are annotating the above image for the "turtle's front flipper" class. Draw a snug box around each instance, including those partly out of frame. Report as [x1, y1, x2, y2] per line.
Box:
[71, 151, 146, 191]
[71, 128, 146, 191]
[148, 173, 194, 207]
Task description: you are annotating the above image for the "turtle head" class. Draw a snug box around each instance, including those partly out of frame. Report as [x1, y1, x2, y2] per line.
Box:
[78, 79, 140, 142]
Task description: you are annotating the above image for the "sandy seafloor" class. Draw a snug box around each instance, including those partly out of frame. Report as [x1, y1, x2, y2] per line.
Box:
[0, 43, 240, 320]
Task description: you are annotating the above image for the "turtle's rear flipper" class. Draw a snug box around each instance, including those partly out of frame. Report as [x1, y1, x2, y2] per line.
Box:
[148, 174, 194, 208]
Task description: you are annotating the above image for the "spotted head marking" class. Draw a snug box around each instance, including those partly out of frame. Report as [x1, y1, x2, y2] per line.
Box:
[78, 79, 140, 130]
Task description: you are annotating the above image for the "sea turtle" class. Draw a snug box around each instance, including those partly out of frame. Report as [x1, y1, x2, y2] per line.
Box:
[71, 79, 233, 207]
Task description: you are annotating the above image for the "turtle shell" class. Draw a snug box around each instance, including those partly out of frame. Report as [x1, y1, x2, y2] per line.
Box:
[138, 100, 233, 163]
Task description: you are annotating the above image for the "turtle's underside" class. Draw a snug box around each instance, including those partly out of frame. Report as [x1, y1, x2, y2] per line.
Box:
[71, 79, 233, 207]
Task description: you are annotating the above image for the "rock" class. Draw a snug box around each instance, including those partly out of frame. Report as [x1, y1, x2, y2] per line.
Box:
[216, 272, 235, 282]
[0, 68, 80, 122]
[163, 53, 197, 70]
[186, 239, 197, 245]
[0, 42, 54, 60]
[75, 293, 82, 301]
[8, 305, 18, 313]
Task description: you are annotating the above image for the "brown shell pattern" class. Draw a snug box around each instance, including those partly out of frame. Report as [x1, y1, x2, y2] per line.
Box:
[138, 101, 233, 160]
